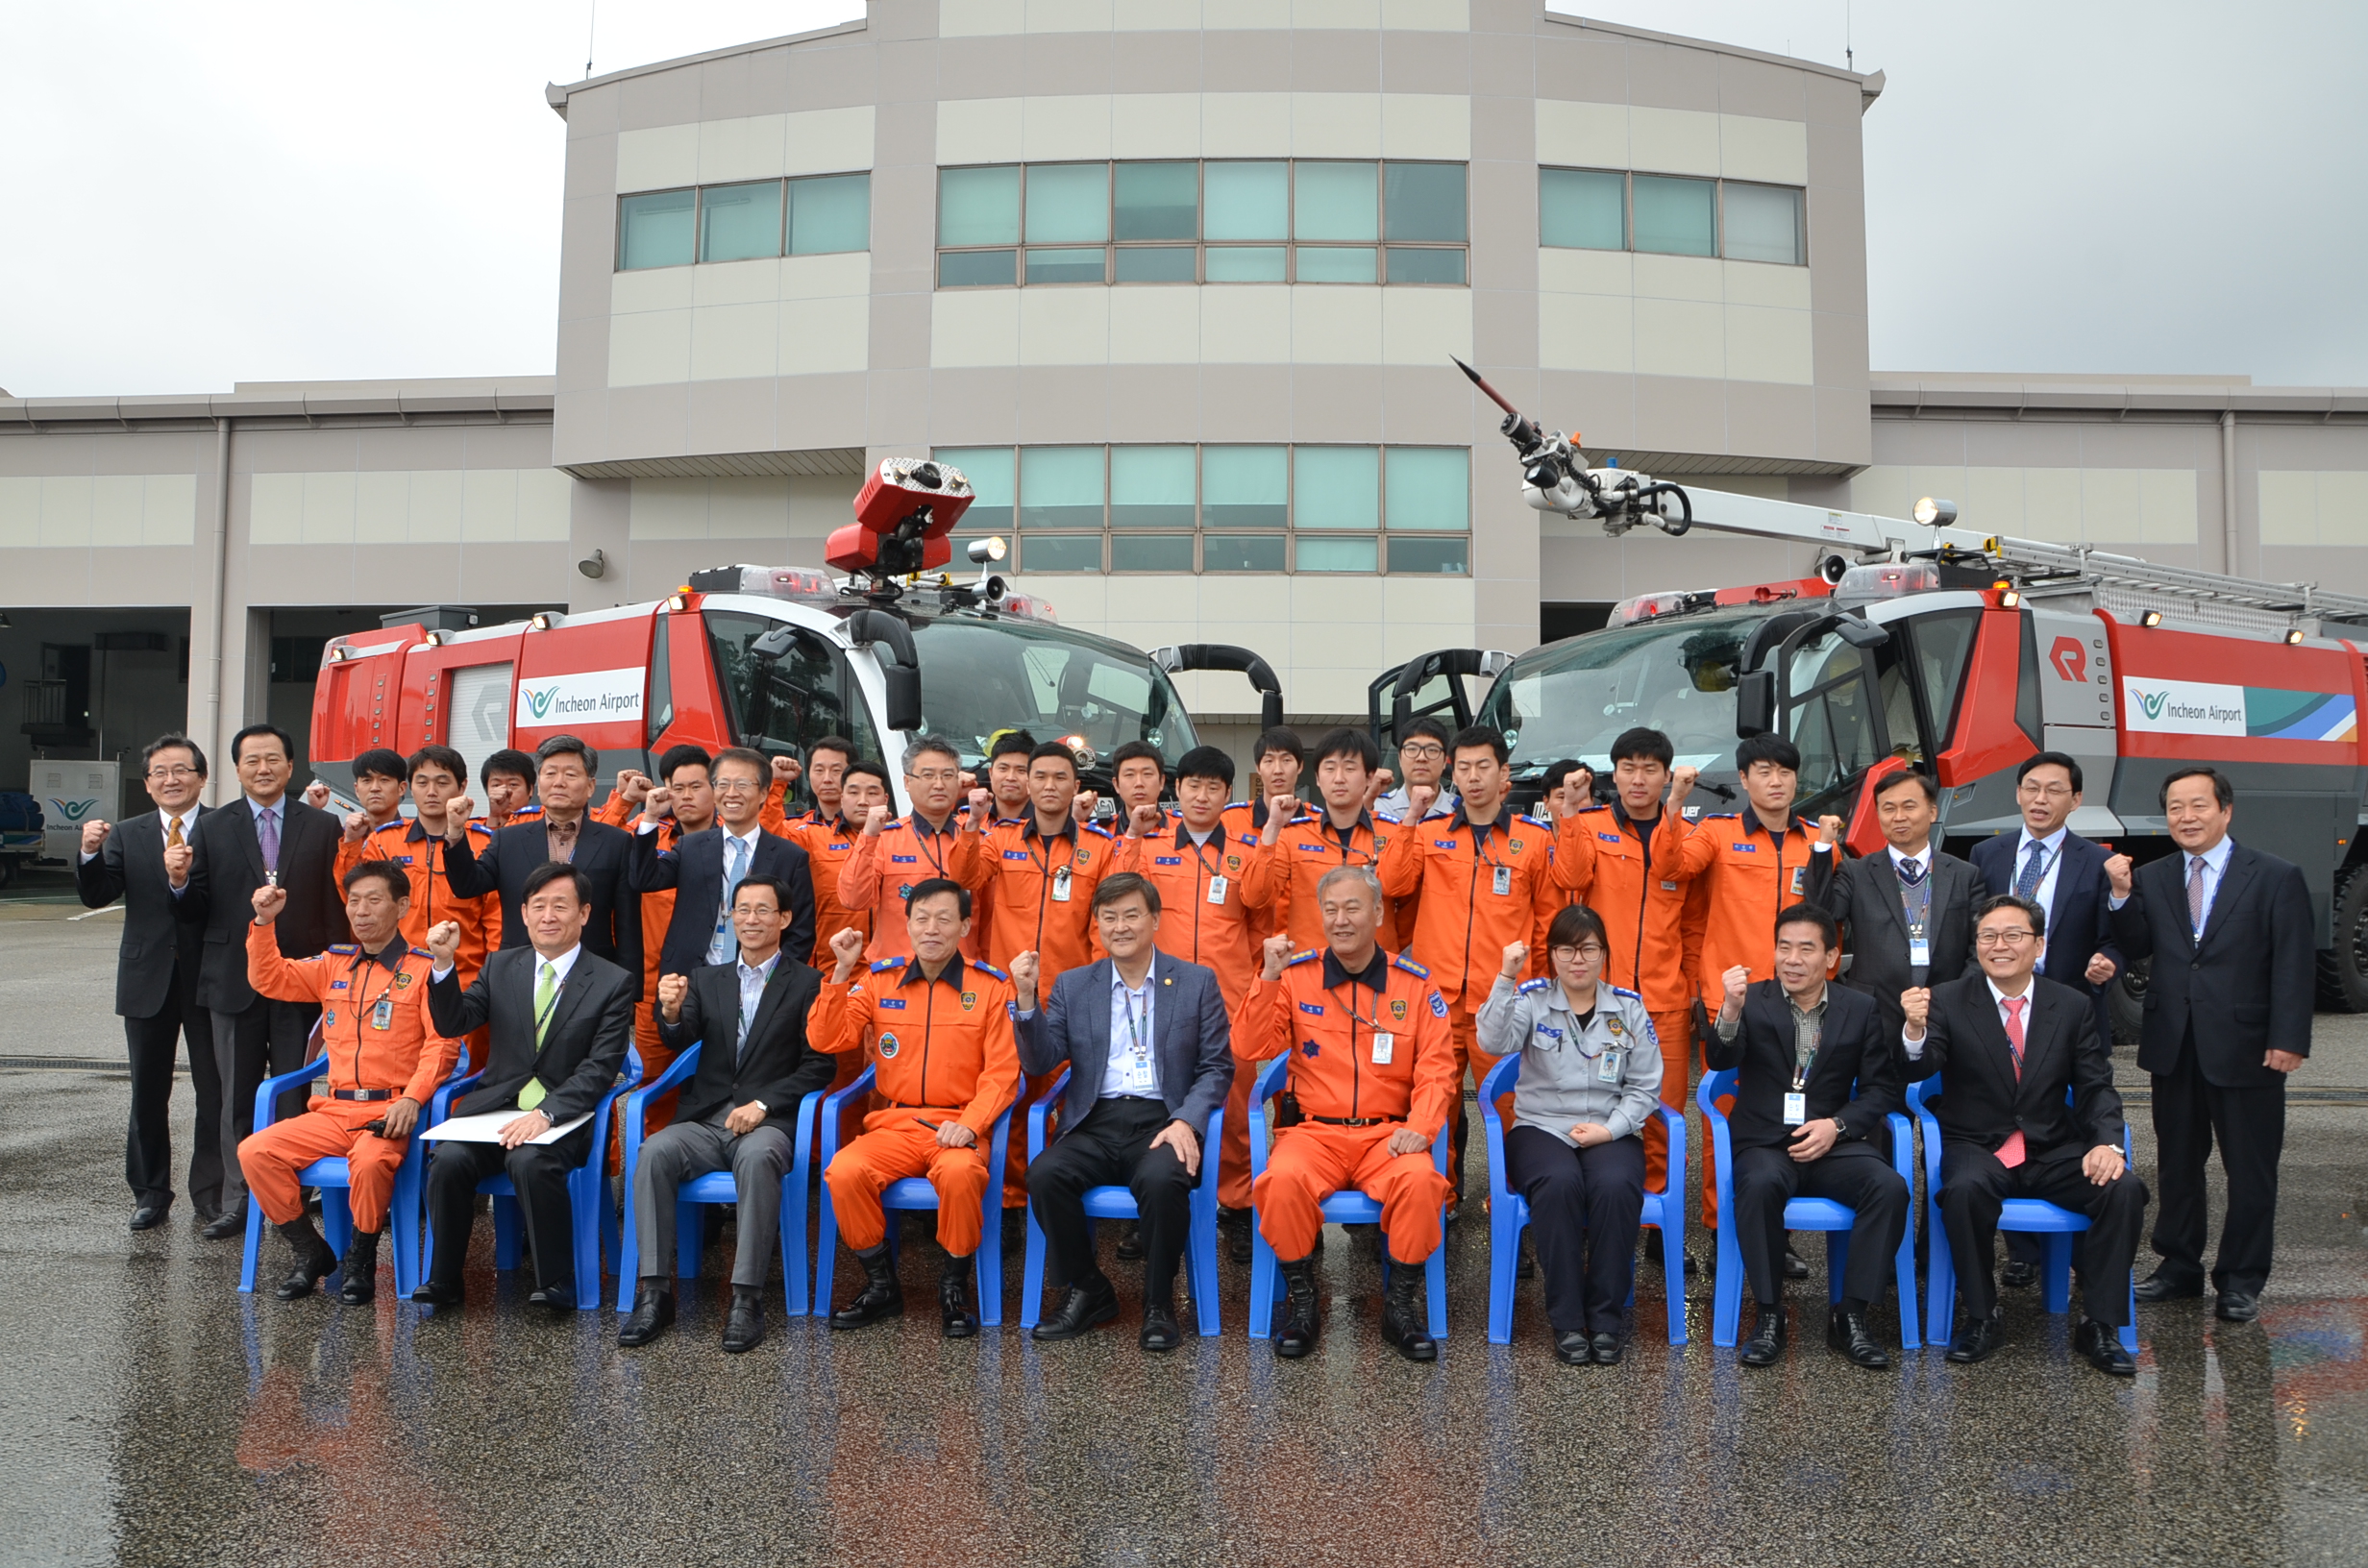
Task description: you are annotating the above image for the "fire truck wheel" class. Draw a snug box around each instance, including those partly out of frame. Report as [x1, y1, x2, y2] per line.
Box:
[2314, 864, 2368, 1014]
[2108, 959, 2145, 1045]
[0, 856, 14, 890]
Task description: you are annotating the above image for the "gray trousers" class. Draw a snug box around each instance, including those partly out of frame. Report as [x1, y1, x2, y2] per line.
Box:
[632, 1115, 795, 1288]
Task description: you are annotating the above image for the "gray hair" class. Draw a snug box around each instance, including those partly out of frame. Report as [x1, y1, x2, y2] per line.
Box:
[900, 734, 962, 774]
[1316, 864, 1384, 905]
[534, 734, 598, 774]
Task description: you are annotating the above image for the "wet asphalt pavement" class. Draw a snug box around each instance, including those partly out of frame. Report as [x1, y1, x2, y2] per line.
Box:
[2, 905, 2364, 1567]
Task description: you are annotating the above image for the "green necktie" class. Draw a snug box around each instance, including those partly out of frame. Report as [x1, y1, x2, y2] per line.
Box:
[520, 960, 555, 1112]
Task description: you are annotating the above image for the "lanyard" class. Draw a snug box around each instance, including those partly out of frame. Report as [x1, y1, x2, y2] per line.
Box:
[1119, 982, 1150, 1060]
[1327, 980, 1389, 1033]
[910, 818, 953, 876]
[1790, 1013, 1822, 1090]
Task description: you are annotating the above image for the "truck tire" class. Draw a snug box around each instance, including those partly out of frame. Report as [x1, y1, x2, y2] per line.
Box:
[0, 856, 14, 890]
[2315, 863, 2368, 1013]
[2108, 957, 2145, 1045]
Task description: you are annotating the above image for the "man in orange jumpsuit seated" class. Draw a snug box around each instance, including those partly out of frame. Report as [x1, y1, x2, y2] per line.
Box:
[811, 879, 1023, 1338]
[1234, 866, 1459, 1362]
[237, 862, 462, 1304]
[836, 736, 991, 964]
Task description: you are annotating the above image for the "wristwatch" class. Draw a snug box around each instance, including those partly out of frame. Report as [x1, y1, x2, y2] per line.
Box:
[1830, 1116, 1849, 1140]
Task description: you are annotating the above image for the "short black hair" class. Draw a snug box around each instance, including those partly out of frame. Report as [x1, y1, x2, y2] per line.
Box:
[522, 861, 589, 906]
[1735, 733, 1801, 774]
[1775, 901, 1839, 949]
[1255, 726, 1305, 765]
[407, 745, 467, 785]
[1450, 725, 1509, 765]
[142, 733, 208, 777]
[1173, 746, 1235, 788]
[732, 874, 795, 914]
[1541, 757, 1592, 794]
[987, 729, 1039, 762]
[1975, 892, 2047, 942]
[1398, 716, 1452, 748]
[2016, 750, 2084, 794]
[1545, 902, 1608, 951]
[806, 734, 857, 767]
[534, 734, 597, 774]
[340, 860, 409, 903]
[1874, 768, 1939, 805]
[1027, 741, 1080, 772]
[482, 748, 536, 788]
[1313, 726, 1381, 772]
[1109, 740, 1165, 775]
[712, 746, 769, 781]
[903, 876, 972, 918]
[1609, 727, 1673, 769]
[657, 744, 713, 782]
[2160, 765, 2234, 810]
[842, 759, 892, 792]
[231, 723, 295, 767]
[352, 747, 408, 784]
[1092, 870, 1161, 916]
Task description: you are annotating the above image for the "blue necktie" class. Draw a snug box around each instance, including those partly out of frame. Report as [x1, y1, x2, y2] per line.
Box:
[1896, 856, 1927, 888]
[2014, 841, 2047, 900]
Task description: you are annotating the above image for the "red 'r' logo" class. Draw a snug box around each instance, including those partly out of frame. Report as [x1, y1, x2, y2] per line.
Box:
[2049, 637, 2086, 683]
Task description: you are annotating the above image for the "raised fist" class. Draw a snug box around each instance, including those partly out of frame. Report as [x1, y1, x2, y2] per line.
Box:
[1818, 814, 1845, 847]
[162, 841, 192, 888]
[2104, 853, 2133, 899]
[772, 754, 802, 787]
[1073, 791, 1098, 824]
[1721, 964, 1750, 1012]
[966, 788, 993, 821]
[615, 771, 652, 807]
[80, 820, 111, 855]
[1261, 933, 1295, 980]
[443, 796, 474, 841]
[250, 884, 288, 923]
[1500, 940, 1529, 979]
[1406, 784, 1438, 821]
[1368, 769, 1395, 801]
[1668, 764, 1699, 805]
[426, 920, 461, 965]
[641, 784, 674, 821]
[303, 781, 332, 810]
[1009, 949, 1040, 1000]
[2084, 952, 2118, 986]
[1129, 801, 1165, 838]
[828, 926, 869, 974]
[1266, 792, 1300, 825]
[656, 972, 689, 1020]
[864, 803, 893, 837]
[1901, 986, 1932, 1037]
[343, 811, 371, 845]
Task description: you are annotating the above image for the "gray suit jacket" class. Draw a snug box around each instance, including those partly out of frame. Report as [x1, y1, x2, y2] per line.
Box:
[1017, 952, 1234, 1139]
[1808, 841, 1981, 1043]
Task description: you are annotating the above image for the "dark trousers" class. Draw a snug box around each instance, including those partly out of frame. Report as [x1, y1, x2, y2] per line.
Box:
[209, 997, 320, 1211]
[125, 960, 222, 1213]
[2152, 1031, 2285, 1295]
[425, 1119, 596, 1299]
[1503, 1125, 1644, 1335]
[1733, 1140, 1909, 1309]
[1025, 1096, 1193, 1310]
[1938, 1140, 2146, 1328]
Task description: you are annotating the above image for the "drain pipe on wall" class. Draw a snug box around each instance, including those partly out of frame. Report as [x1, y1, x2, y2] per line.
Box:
[196, 416, 232, 805]
[2221, 409, 2239, 577]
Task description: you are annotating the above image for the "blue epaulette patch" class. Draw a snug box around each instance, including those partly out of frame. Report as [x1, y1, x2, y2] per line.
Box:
[971, 961, 1010, 982]
[1374, 810, 1402, 824]
[327, 943, 358, 954]
[1608, 983, 1641, 1000]
[869, 957, 907, 973]
[1080, 822, 1113, 840]
[467, 820, 496, 835]
[1705, 812, 1739, 820]
[1283, 948, 1321, 968]
[1391, 954, 1431, 979]
[409, 945, 433, 959]
[1518, 814, 1551, 830]
[1517, 977, 1551, 994]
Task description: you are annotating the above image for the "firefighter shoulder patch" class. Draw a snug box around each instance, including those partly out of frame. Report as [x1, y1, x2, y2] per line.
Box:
[1517, 977, 1551, 995]
[869, 957, 906, 974]
[959, 991, 976, 1011]
[971, 961, 1010, 982]
[1390, 954, 1431, 980]
[1389, 996, 1408, 1021]
[1428, 992, 1448, 1018]
[877, 1032, 900, 1058]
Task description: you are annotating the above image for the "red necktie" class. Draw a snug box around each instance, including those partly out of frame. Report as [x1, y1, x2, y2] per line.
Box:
[1997, 995, 2027, 1169]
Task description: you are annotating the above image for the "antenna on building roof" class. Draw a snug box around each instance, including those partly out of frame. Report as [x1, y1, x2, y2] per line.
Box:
[1845, 0, 1855, 71]
[584, 0, 596, 79]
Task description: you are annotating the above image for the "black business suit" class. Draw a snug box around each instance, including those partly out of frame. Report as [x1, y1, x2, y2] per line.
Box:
[1907, 972, 2146, 1328]
[442, 816, 642, 997]
[632, 953, 831, 1286]
[2109, 838, 2311, 1296]
[77, 807, 221, 1214]
[424, 944, 635, 1302]
[1703, 980, 1908, 1309]
[629, 822, 816, 977]
[184, 795, 349, 1213]
[1809, 841, 1980, 1041]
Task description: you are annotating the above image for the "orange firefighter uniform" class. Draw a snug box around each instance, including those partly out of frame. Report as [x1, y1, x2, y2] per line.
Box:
[236, 922, 462, 1230]
[1232, 946, 1459, 1263]
[1221, 799, 1294, 947]
[762, 797, 873, 970]
[1242, 808, 1406, 956]
[334, 819, 500, 1076]
[811, 953, 1023, 1257]
[835, 815, 990, 964]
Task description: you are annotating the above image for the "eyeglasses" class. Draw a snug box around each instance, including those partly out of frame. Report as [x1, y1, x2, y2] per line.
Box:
[910, 769, 962, 784]
[1400, 744, 1446, 760]
[145, 766, 200, 780]
[2016, 782, 2074, 799]
[1549, 943, 1607, 961]
[712, 779, 762, 796]
[1975, 929, 2038, 947]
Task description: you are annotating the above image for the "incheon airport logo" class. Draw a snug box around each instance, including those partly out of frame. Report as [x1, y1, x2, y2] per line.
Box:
[515, 668, 645, 729]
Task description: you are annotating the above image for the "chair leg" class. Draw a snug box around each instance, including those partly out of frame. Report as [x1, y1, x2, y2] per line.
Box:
[812, 1189, 840, 1316]
[1246, 1208, 1276, 1340]
[1925, 1199, 1956, 1347]
[1658, 1213, 1689, 1347]
[388, 1157, 422, 1301]
[1425, 1216, 1449, 1343]
[1712, 1212, 1743, 1348]
[2042, 1230, 2074, 1315]
[237, 1196, 266, 1294]
[1486, 1212, 1518, 1345]
[492, 1194, 520, 1271]
[1188, 1197, 1221, 1338]
[975, 1197, 1004, 1329]
[1020, 1202, 1048, 1330]
[1827, 1230, 1849, 1307]
[677, 1196, 703, 1280]
[572, 1170, 602, 1311]
[780, 1171, 808, 1319]
[615, 1194, 640, 1312]
[1893, 1220, 1921, 1351]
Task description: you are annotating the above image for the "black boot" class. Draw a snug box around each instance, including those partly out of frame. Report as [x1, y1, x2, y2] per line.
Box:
[617, 1279, 675, 1346]
[1739, 1301, 1788, 1366]
[274, 1217, 337, 1301]
[1380, 1265, 1437, 1362]
[336, 1228, 382, 1305]
[828, 1243, 902, 1330]
[1825, 1302, 1889, 1369]
[939, 1258, 979, 1338]
[1272, 1258, 1320, 1358]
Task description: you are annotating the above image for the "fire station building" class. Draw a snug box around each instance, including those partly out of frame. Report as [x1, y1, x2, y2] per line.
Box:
[6, 0, 2368, 818]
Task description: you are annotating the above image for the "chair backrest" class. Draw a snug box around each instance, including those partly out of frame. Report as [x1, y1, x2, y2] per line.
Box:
[1695, 1067, 1737, 1119]
[1479, 1050, 1520, 1104]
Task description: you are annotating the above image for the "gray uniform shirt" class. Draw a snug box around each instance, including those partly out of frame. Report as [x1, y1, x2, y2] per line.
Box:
[1476, 974, 1665, 1144]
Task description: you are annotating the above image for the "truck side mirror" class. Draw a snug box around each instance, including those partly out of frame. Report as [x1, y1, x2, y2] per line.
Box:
[1735, 670, 1775, 738]
[883, 666, 923, 734]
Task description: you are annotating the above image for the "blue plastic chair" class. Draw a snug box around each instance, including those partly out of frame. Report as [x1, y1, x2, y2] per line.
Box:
[1018, 1069, 1224, 1336]
[418, 1048, 641, 1311]
[612, 1043, 829, 1314]
[1697, 1067, 1920, 1349]
[1245, 1052, 1451, 1343]
[1909, 1075, 2138, 1353]
[811, 1063, 1016, 1326]
[235, 1042, 464, 1300]
[1479, 1052, 1688, 1345]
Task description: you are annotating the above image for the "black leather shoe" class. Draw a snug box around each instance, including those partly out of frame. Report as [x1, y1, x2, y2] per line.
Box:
[1115, 1221, 1146, 1262]
[410, 1281, 462, 1310]
[1380, 1267, 1437, 1362]
[617, 1283, 675, 1347]
[527, 1284, 575, 1312]
[1739, 1303, 1787, 1366]
[1553, 1331, 1594, 1365]
[829, 1243, 903, 1330]
[202, 1206, 246, 1241]
[129, 1203, 169, 1233]
[1826, 1305, 1889, 1369]
[721, 1290, 765, 1354]
[939, 1263, 979, 1339]
[1946, 1314, 2003, 1364]
[1782, 1247, 1810, 1280]
[1590, 1331, 1624, 1365]
[1031, 1277, 1119, 1342]
[2216, 1289, 2261, 1322]
[1139, 1304, 1182, 1352]
[2134, 1270, 2205, 1303]
[1273, 1259, 1320, 1358]
[337, 1230, 382, 1306]
[2000, 1259, 2039, 1289]
[2075, 1318, 2137, 1376]
[273, 1218, 337, 1301]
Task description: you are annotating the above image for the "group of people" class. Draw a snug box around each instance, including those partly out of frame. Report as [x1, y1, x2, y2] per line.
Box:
[79, 714, 2311, 1373]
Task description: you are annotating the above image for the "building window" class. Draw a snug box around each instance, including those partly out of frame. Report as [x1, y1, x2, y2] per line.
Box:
[1539, 167, 1806, 266]
[615, 173, 872, 271]
[931, 444, 1470, 576]
[935, 160, 1467, 287]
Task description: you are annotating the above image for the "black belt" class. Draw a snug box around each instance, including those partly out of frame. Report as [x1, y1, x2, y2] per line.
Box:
[331, 1088, 395, 1102]
[1310, 1114, 1397, 1127]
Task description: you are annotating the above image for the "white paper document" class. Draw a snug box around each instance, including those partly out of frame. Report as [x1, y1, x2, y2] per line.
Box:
[422, 1111, 593, 1146]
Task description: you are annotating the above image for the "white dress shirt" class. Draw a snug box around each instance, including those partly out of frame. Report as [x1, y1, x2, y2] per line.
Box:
[1101, 963, 1163, 1101]
[432, 941, 580, 988]
[81, 809, 196, 867]
[1888, 841, 1934, 881]
[1904, 975, 2035, 1060]
[2108, 832, 2232, 935]
[2011, 825, 2069, 916]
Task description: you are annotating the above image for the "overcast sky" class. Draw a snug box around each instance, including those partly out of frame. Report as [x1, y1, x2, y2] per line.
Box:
[3, 1, 2361, 397]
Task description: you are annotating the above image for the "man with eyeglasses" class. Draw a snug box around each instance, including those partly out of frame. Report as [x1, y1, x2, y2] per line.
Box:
[1903, 894, 2146, 1375]
[837, 735, 993, 964]
[630, 745, 817, 997]
[1968, 750, 2123, 1288]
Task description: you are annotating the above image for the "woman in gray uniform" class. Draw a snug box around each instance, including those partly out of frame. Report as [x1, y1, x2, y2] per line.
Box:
[1477, 903, 1664, 1365]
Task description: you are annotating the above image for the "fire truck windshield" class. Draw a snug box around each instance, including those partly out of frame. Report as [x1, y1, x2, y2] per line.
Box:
[1478, 608, 1766, 776]
[906, 617, 1199, 770]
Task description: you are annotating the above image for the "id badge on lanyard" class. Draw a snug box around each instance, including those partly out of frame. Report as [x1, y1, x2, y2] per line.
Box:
[1207, 873, 1228, 905]
[371, 994, 394, 1031]
[1783, 1090, 1808, 1125]
[1370, 1030, 1394, 1066]
[1908, 921, 1931, 968]
[1492, 864, 1513, 897]
[1051, 865, 1073, 902]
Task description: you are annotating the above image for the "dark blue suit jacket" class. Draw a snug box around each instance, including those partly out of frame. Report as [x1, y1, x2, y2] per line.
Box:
[1017, 952, 1234, 1139]
[1970, 829, 2121, 1042]
[629, 824, 815, 978]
